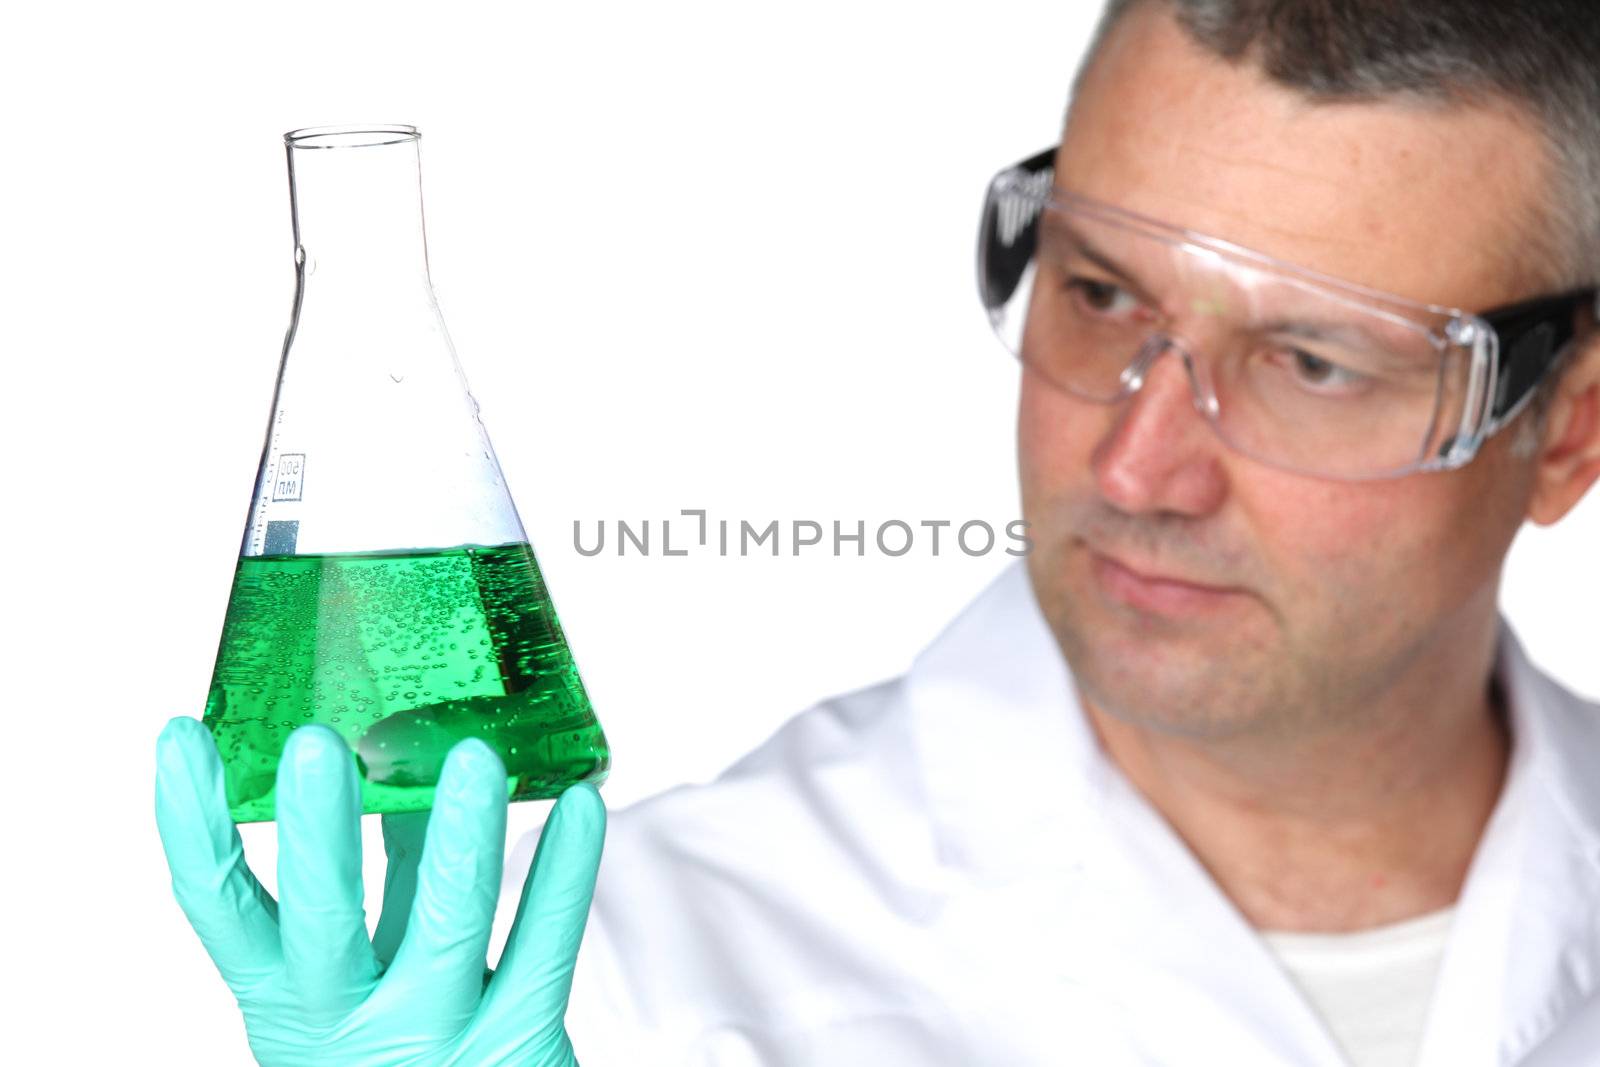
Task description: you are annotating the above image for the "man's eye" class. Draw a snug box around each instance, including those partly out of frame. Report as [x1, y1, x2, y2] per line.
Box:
[1066, 277, 1141, 316]
[1282, 349, 1368, 393]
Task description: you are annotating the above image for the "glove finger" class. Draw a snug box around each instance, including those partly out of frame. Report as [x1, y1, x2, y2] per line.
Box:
[372, 809, 430, 969]
[154, 716, 282, 989]
[379, 739, 508, 1027]
[474, 782, 605, 1041]
[275, 724, 379, 1019]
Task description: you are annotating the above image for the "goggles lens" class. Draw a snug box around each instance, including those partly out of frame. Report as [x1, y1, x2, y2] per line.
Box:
[979, 159, 1495, 480]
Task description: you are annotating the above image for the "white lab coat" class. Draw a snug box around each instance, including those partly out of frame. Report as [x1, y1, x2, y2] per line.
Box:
[507, 562, 1600, 1065]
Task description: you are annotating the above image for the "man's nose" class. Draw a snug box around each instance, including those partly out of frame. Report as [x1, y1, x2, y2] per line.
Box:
[1090, 341, 1229, 517]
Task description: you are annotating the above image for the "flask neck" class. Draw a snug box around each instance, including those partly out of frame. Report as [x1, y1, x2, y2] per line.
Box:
[286, 128, 431, 286]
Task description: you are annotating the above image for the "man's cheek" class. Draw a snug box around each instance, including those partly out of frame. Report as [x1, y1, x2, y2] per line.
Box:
[1290, 544, 1401, 648]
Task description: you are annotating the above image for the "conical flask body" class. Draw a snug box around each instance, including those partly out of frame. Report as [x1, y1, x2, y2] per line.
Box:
[203, 125, 608, 822]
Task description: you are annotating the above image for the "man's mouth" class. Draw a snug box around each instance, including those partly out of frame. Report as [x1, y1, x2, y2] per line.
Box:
[1086, 545, 1246, 618]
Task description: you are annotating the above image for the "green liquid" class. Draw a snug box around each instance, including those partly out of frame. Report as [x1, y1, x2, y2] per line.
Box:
[202, 542, 609, 822]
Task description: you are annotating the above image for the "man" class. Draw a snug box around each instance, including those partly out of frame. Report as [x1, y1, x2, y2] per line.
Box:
[156, 0, 1600, 1063]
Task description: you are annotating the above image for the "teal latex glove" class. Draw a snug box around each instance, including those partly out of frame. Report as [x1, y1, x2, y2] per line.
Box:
[155, 717, 605, 1066]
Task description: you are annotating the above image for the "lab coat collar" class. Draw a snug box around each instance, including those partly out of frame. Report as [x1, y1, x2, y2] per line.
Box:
[1493, 614, 1600, 861]
[1421, 618, 1600, 1065]
[903, 560, 1600, 1064]
[902, 561, 1094, 878]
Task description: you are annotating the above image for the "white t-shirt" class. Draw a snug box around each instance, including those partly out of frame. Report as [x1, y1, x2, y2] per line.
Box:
[1261, 906, 1456, 1067]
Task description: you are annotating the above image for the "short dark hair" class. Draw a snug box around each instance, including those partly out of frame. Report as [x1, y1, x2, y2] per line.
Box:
[1081, 0, 1600, 292]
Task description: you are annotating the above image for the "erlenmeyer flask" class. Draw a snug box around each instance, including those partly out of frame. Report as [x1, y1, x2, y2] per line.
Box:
[202, 124, 609, 822]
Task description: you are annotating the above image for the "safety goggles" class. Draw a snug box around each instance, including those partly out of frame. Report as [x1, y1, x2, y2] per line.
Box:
[977, 148, 1598, 480]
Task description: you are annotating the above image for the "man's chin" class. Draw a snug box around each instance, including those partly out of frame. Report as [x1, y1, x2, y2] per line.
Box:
[1051, 608, 1275, 739]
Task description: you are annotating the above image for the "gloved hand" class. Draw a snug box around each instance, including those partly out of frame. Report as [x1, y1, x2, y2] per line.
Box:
[154, 717, 605, 1066]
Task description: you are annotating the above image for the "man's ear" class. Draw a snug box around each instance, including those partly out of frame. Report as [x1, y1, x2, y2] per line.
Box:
[1527, 329, 1600, 526]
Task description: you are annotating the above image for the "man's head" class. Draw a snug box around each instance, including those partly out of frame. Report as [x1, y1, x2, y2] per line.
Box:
[1018, 0, 1600, 741]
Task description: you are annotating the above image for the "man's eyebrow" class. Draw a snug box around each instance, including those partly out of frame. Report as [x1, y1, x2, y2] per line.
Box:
[1042, 212, 1436, 364]
[1255, 316, 1431, 364]
[1040, 215, 1144, 287]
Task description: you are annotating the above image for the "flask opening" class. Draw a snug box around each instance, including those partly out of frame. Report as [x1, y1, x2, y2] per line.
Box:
[286, 124, 420, 150]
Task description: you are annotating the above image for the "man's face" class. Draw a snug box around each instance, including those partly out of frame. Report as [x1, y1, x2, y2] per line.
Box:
[1020, 6, 1555, 740]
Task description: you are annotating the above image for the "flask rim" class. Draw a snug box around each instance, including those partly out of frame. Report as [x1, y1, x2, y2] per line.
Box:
[285, 124, 420, 150]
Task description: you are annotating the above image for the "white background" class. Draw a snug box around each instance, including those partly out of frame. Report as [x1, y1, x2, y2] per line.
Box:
[4, 1, 1595, 1062]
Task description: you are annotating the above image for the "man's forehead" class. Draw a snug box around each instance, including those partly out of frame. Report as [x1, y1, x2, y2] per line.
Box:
[1057, 4, 1553, 309]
